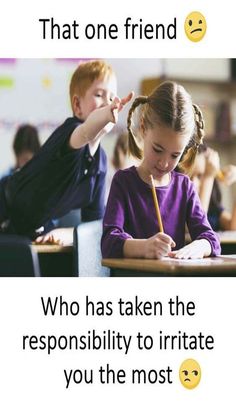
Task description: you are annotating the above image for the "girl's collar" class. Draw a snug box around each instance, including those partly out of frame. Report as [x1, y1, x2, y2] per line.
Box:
[135, 165, 172, 187]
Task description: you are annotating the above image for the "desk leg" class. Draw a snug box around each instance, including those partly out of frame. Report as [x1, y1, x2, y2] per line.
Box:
[38, 252, 76, 277]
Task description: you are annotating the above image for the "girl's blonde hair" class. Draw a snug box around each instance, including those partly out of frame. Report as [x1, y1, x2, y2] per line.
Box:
[127, 81, 204, 174]
[69, 60, 114, 110]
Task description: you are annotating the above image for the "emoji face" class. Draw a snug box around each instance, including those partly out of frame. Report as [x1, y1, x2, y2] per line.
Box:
[184, 12, 207, 42]
[179, 359, 201, 389]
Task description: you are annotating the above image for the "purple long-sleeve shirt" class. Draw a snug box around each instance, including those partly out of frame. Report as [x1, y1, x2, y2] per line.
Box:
[101, 166, 221, 258]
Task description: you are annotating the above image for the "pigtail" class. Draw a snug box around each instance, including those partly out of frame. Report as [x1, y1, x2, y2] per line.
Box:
[127, 96, 149, 160]
[178, 103, 205, 175]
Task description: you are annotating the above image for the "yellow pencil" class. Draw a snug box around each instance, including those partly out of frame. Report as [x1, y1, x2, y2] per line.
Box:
[150, 175, 164, 233]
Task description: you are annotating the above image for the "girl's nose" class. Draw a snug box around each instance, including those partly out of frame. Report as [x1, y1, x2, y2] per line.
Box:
[158, 158, 169, 169]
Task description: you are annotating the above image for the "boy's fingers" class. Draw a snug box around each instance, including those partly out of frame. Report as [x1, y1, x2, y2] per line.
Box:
[121, 91, 134, 106]
[111, 96, 120, 109]
[35, 236, 43, 243]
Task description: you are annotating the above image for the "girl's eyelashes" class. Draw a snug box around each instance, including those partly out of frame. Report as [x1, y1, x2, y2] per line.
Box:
[152, 147, 179, 159]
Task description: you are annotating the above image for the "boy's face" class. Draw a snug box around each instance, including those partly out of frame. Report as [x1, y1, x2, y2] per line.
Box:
[74, 74, 117, 121]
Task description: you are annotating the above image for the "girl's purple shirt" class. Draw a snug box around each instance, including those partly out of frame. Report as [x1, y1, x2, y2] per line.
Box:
[101, 166, 221, 258]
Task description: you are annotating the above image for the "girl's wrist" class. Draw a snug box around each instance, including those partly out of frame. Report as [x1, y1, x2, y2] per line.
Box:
[123, 238, 146, 258]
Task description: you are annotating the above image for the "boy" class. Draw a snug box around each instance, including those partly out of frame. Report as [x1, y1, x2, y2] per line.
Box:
[0, 60, 133, 242]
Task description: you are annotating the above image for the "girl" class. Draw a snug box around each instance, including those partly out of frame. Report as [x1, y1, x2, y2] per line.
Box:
[101, 81, 221, 259]
[192, 145, 236, 231]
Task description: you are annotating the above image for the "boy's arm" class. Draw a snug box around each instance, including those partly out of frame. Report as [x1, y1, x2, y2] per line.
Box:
[69, 92, 133, 155]
[69, 100, 118, 152]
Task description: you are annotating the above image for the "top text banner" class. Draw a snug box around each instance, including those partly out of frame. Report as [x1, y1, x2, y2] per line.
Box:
[0, 0, 234, 58]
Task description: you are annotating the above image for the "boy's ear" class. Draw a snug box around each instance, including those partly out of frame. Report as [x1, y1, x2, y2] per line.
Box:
[72, 95, 82, 117]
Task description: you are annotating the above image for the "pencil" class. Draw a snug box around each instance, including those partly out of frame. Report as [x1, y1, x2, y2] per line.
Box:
[150, 175, 164, 233]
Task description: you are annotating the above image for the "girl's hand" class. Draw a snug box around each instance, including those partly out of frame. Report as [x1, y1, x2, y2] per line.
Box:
[222, 164, 236, 186]
[144, 232, 176, 259]
[204, 148, 220, 177]
[168, 239, 211, 259]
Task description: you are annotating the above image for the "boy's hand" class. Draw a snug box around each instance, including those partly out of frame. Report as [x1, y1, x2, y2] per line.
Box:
[110, 91, 134, 123]
[34, 228, 73, 246]
[168, 239, 211, 259]
[70, 92, 134, 151]
[144, 232, 176, 259]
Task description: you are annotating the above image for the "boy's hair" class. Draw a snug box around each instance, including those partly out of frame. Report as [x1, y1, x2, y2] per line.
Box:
[13, 124, 41, 156]
[112, 133, 128, 170]
[69, 60, 114, 110]
[127, 81, 205, 175]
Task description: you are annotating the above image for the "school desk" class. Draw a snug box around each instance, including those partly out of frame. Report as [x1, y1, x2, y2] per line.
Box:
[31, 227, 76, 276]
[32, 244, 75, 277]
[102, 256, 236, 277]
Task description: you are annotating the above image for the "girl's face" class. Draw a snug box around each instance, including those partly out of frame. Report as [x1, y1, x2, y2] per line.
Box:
[142, 124, 190, 179]
[74, 74, 117, 121]
[191, 154, 206, 192]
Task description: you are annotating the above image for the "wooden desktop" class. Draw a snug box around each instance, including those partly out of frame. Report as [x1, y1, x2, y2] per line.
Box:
[102, 256, 236, 277]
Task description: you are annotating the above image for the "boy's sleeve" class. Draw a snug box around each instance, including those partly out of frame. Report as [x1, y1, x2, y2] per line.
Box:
[101, 172, 132, 258]
[186, 181, 221, 256]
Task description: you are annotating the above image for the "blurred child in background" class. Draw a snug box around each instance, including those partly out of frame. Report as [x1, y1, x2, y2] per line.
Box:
[1, 124, 40, 178]
[192, 145, 236, 231]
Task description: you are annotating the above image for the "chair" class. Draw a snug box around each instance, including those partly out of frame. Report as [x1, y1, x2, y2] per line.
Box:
[0, 234, 40, 276]
[74, 220, 110, 277]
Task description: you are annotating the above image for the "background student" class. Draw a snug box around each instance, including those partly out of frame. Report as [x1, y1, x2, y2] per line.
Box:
[102, 81, 221, 260]
[0, 60, 133, 243]
[192, 145, 236, 231]
[0, 124, 41, 178]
